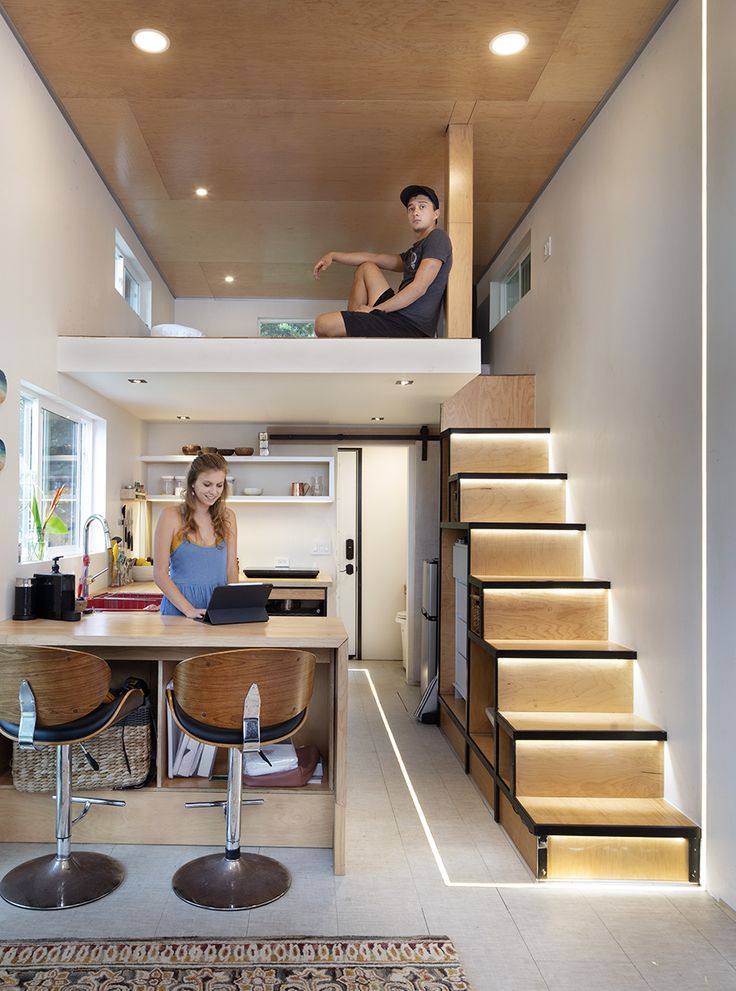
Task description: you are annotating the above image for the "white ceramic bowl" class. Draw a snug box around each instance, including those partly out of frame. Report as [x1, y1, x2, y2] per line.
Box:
[243, 487, 263, 496]
[132, 565, 154, 582]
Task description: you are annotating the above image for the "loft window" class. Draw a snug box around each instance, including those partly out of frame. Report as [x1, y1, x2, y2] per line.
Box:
[114, 230, 152, 327]
[18, 387, 102, 563]
[502, 252, 531, 317]
[489, 231, 532, 330]
[258, 319, 315, 338]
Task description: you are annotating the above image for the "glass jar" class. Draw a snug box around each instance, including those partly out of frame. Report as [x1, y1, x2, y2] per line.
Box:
[174, 475, 186, 497]
[161, 475, 175, 496]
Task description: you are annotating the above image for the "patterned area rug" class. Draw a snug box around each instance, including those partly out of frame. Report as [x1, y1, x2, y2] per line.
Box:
[0, 936, 472, 990]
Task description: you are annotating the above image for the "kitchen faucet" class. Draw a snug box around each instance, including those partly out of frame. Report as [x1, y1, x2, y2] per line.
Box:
[80, 514, 113, 600]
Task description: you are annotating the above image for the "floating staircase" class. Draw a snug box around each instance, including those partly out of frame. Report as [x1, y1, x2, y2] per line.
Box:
[438, 427, 700, 882]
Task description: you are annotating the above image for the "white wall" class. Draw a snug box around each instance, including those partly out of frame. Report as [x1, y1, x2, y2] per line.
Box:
[705, 0, 736, 910]
[480, 0, 702, 822]
[360, 446, 409, 660]
[174, 298, 345, 337]
[0, 17, 174, 618]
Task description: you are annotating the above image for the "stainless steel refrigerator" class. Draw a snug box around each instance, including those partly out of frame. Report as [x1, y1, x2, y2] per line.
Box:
[420, 558, 438, 692]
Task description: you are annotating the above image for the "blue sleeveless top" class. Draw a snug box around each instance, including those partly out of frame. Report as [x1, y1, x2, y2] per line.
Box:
[160, 536, 228, 616]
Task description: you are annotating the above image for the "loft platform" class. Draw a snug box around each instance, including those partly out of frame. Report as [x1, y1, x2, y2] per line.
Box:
[57, 336, 480, 423]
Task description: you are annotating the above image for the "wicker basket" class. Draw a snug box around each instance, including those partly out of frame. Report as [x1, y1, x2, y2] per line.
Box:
[12, 701, 153, 793]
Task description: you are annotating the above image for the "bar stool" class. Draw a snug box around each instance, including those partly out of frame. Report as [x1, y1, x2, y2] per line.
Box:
[166, 647, 316, 911]
[0, 646, 145, 910]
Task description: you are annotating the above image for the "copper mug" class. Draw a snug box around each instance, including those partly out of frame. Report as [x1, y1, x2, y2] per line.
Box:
[290, 482, 311, 496]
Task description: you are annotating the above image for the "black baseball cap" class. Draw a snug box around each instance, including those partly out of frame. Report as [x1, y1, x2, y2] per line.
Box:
[400, 185, 440, 210]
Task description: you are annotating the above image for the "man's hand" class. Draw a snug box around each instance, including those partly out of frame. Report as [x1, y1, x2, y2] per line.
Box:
[313, 253, 334, 279]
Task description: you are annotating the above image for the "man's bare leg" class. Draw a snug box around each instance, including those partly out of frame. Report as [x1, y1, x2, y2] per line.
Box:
[347, 262, 391, 310]
[314, 312, 347, 337]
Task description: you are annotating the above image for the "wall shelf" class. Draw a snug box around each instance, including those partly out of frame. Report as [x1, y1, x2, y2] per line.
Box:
[141, 455, 335, 503]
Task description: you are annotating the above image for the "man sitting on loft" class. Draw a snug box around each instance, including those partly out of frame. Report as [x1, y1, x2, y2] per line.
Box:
[312, 185, 453, 339]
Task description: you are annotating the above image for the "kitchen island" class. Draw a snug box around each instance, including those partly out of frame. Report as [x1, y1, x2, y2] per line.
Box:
[0, 612, 349, 873]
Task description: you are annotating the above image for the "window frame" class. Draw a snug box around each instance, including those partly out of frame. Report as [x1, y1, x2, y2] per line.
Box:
[18, 386, 100, 563]
[114, 230, 152, 327]
[489, 232, 532, 330]
[257, 318, 316, 338]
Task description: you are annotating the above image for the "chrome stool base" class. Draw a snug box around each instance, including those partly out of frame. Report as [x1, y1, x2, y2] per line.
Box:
[0, 852, 125, 910]
[172, 852, 291, 911]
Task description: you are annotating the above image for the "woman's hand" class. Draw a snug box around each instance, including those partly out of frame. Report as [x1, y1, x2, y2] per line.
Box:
[184, 606, 207, 620]
[313, 252, 333, 279]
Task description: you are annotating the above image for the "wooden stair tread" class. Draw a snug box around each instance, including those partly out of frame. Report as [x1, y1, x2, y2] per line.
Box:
[483, 639, 637, 658]
[499, 711, 662, 734]
[441, 521, 586, 531]
[471, 576, 611, 588]
[450, 472, 567, 480]
[443, 427, 551, 436]
[517, 796, 698, 831]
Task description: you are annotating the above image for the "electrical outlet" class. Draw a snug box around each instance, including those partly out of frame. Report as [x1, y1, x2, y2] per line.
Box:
[311, 543, 331, 555]
[275, 557, 289, 568]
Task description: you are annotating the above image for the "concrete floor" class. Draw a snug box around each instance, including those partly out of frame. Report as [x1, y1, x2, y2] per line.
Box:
[0, 659, 735, 991]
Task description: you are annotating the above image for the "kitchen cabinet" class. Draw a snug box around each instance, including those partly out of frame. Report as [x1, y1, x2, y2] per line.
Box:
[140, 455, 334, 503]
[0, 613, 348, 873]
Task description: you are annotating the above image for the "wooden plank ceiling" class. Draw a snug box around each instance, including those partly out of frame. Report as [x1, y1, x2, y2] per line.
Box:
[2, 0, 671, 299]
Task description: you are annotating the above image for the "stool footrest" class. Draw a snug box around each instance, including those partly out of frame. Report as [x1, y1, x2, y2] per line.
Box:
[184, 799, 265, 809]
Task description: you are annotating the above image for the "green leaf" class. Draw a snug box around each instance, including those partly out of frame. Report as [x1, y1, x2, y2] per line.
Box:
[44, 515, 68, 535]
[30, 489, 42, 534]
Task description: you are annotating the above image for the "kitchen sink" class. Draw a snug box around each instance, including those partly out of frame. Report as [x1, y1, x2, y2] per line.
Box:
[86, 591, 162, 611]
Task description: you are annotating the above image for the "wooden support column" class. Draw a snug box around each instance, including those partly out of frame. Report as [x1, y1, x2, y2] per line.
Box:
[445, 122, 473, 338]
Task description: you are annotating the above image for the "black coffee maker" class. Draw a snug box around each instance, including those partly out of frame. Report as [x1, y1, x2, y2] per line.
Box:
[33, 556, 81, 622]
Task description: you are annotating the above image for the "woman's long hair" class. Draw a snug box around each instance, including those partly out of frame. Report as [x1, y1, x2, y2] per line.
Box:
[180, 452, 231, 545]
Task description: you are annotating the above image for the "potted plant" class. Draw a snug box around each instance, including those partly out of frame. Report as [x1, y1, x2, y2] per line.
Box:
[30, 484, 68, 561]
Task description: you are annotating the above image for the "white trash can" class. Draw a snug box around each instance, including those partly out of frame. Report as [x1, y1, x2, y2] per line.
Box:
[395, 610, 408, 669]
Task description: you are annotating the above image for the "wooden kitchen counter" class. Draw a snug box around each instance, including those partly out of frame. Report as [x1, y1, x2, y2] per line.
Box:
[0, 613, 349, 873]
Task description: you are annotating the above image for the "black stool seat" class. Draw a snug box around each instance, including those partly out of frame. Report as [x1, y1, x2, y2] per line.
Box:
[0, 689, 142, 745]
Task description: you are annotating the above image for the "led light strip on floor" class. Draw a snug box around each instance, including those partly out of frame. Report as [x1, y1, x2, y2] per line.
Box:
[349, 667, 696, 895]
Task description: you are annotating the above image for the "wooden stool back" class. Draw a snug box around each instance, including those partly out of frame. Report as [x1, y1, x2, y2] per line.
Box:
[173, 648, 316, 729]
[0, 646, 110, 727]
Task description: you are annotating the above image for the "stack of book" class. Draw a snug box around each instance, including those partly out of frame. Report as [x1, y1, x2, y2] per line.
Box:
[167, 681, 217, 778]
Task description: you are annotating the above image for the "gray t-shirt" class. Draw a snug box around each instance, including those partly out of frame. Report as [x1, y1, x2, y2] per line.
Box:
[397, 228, 453, 336]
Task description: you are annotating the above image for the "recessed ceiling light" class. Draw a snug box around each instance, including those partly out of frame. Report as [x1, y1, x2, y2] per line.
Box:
[176, 415, 190, 420]
[371, 416, 385, 421]
[132, 28, 170, 54]
[489, 31, 529, 56]
[127, 378, 148, 385]
[395, 379, 414, 386]
[195, 187, 208, 198]
[224, 275, 235, 283]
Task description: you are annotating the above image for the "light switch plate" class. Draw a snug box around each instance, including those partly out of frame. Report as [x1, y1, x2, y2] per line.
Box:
[311, 543, 331, 555]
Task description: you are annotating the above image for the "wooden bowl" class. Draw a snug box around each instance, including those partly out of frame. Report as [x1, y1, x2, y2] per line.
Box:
[218, 448, 235, 456]
[201, 447, 218, 454]
[181, 445, 201, 455]
[234, 447, 254, 456]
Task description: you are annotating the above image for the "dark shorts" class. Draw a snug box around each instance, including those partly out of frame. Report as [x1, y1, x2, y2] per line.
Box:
[341, 290, 431, 339]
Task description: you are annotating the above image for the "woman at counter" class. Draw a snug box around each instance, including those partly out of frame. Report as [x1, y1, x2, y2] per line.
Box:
[153, 452, 238, 618]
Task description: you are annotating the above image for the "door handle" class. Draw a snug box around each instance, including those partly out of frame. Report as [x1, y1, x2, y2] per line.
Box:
[339, 563, 355, 575]
[346, 538, 354, 561]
